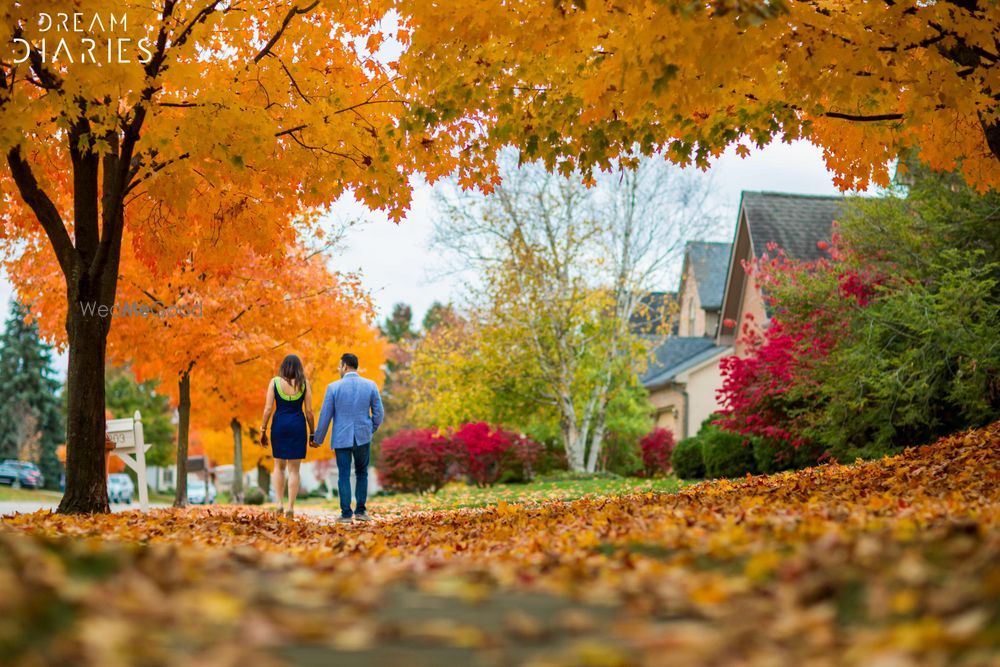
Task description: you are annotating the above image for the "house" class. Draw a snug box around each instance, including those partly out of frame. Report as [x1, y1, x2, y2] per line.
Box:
[716, 192, 846, 353]
[629, 291, 676, 336]
[642, 192, 844, 440]
[641, 242, 733, 439]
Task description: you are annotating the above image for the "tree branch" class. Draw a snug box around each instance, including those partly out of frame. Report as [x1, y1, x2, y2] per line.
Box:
[6, 146, 76, 278]
[823, 111, 904, 122]
[253, 1, 320, 64]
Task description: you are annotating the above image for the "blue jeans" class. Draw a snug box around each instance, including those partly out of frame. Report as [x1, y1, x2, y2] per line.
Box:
[335, 442, 370, 518]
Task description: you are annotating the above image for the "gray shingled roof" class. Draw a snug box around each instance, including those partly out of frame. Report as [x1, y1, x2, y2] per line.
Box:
[629, 291, 675, 335]
[741, 192, 845, 261]
[641, 337, 723, 387]
[685, 241, 732, 310]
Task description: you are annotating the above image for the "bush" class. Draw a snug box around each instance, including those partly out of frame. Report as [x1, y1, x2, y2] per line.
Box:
[701, 426, 758, 479]
[378, 429, 458, 493]
[752, 438, 828, 474]
[452, 422, 543, 486]
[244, 487, 265, 505]
[500, 432, 544, 483]
[639, 428, 676, 477]
[671, 437, 704, 479]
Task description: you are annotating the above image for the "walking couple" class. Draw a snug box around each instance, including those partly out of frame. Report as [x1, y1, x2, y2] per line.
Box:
[259, 352, 384, 523]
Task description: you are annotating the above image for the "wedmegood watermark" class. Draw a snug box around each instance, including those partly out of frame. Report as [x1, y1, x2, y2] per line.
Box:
[10, 12, 153, 65]
[78, 301, 203, 319]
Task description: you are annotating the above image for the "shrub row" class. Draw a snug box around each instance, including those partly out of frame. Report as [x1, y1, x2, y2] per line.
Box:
[671, 414, 827, 480]
[378, 423, 544, 493]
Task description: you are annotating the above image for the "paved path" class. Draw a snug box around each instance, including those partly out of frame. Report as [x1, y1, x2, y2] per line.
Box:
[0, 500, 342, 518]
[0, 500, 171, 516]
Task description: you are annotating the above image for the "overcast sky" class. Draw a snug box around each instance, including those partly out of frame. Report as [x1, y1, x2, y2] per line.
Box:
[0, 139, 864, 379]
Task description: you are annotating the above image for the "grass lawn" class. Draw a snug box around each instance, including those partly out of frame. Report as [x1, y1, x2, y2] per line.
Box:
[301, 474, 683, 514]
[0, 486, 63, 502]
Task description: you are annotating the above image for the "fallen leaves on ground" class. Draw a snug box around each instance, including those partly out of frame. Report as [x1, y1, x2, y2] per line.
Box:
[2, 422, 1000, 666]
[333, 475, 684, 516]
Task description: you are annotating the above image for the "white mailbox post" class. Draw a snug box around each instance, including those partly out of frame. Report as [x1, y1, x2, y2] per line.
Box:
[106, 410, 151, 511]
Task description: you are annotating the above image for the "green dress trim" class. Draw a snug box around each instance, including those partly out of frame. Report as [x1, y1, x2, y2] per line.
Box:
[274, 377, 304, 401]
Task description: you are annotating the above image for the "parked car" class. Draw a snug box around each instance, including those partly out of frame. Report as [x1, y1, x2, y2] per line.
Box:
[186, 474, 217, 505]
[107, 473, 135, 504]
[0, 460, 45, 489]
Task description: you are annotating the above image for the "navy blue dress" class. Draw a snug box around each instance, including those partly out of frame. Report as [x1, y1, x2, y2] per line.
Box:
[270, 377, 307, 460]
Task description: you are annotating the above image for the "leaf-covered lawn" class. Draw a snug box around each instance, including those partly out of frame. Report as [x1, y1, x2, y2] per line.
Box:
[2, 422, 999, 666]
[302, 474, 683, 515]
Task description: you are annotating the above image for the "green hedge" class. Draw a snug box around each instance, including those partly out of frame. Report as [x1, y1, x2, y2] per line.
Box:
[752, 438, 827, 474]
[671, 437, 705, 479]
[701, 426, 757, 479]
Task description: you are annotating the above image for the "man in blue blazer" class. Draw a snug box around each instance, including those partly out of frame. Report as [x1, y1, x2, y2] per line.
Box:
[311, 353, 384, 523]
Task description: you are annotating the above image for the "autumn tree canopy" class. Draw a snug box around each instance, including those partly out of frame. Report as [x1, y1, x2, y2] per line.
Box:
[0, 0, 439, 513]
[396, 0, 1000, 191]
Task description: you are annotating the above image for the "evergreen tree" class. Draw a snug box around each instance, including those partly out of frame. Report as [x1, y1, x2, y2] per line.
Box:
[0, 300, 64, 489]
[381, 303, 416, 344]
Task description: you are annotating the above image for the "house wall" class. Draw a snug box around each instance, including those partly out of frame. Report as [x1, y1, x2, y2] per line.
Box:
[682, 355, 729, 437]
[704, 310, 720, 339]
[648, 384, 685, 441]
[677, 262, 708, 337]
[734, 266, 768, 358]
[718, 211, 752, 347]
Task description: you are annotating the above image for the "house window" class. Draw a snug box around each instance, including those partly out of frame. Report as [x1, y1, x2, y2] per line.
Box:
[688, 299, 695, 336]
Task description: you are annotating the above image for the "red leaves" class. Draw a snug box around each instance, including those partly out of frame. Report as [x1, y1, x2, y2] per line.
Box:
[379, 429, 459, 493]
[639, 428, 676, 477]
[379, 424, 544, 492]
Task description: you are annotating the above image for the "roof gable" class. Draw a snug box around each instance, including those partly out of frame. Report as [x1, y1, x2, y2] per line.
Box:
[741, 192, 845, 261]
[684, 241, 732, 310]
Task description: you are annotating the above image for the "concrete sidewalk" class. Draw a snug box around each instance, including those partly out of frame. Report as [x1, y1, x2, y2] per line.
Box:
[0, 500, 171, 516]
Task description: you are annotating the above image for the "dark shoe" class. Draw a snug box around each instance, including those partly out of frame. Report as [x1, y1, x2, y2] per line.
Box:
[336, 516, 353, 524]
[354, 512, 371, 522]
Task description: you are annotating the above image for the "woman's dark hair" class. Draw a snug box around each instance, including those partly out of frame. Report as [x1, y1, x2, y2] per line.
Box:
[278, 354, 306, 392]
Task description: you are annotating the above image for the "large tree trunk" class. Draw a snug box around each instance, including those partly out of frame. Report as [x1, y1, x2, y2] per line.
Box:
[586, 411, 608, 474]
[174, 369, 191, 508]
[56, 277, 112, 514]
[561, 414, 586, 472]
[230, 417, 244, 504]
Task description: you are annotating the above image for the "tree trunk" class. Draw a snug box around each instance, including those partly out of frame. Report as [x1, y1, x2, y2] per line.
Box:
[230, 417, 244, 504]
[174, 369, 191, 508]
[56, 276, 112, 514]
[585, 412, 608, 473]
[561, 415, 586, 472]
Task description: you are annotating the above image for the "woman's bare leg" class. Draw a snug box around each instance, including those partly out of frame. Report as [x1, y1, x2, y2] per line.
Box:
[273, 459, 286, 511]
[287, 460, 302, 513]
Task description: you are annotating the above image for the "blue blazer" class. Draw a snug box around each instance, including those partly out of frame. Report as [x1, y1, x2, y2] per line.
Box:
[312, 372, 384, 449]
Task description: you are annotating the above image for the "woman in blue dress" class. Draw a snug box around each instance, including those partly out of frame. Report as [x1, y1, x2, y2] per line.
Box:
[259, 354, 314, 517]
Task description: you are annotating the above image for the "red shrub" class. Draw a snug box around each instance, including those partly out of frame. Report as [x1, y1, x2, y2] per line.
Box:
[715, 235, 886, 446]
[377, 429, 458, 493]
[452, 422, 543, 486]
[639, 428, 676, 477]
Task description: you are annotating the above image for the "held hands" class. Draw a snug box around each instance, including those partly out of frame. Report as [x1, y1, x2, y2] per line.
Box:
[259, 431, 269, 448]
[309, 432, 319, 448]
